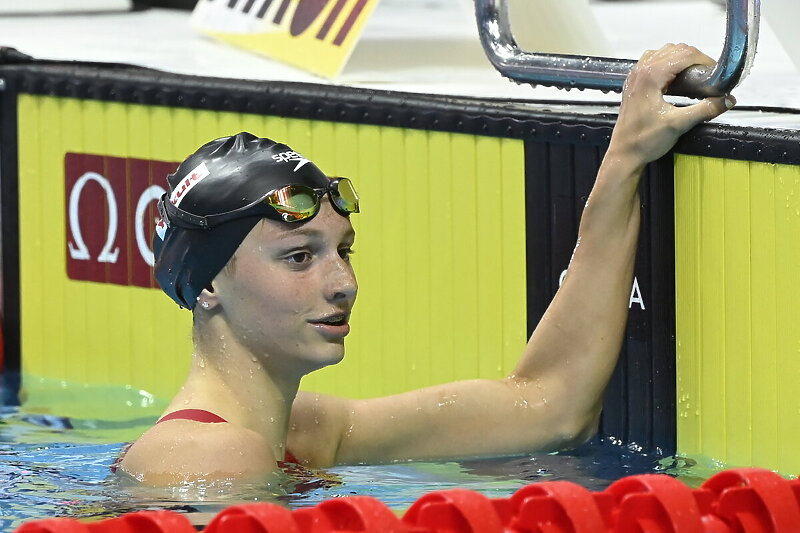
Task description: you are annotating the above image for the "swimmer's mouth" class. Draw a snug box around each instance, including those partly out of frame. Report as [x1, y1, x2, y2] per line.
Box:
[308, 313, 349, 326]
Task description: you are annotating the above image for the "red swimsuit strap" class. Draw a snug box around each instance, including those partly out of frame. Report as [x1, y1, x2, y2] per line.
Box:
[152, 409, 300, 465]
[157, 408, 228, 424]
[283, 450, 299, 464]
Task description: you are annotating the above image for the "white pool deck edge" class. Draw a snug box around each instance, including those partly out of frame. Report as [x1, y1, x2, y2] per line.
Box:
[0, 0, 798, 130]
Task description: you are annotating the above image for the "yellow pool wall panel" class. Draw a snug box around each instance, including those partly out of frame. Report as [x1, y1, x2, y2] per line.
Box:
[17, 94, 528, 406]
[675, 154, 800, 475]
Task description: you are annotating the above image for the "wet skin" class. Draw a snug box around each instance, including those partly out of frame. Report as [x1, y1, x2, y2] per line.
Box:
[118, 202, 358, 485]
[207, 202, 358, 380]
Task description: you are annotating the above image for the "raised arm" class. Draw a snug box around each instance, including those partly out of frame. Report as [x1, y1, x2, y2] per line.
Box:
[289, 44, 734, 467]
[507, 44, 735, 431]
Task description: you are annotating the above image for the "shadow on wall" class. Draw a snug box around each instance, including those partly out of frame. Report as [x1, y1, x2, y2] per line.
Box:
[134, 0, 198, 9]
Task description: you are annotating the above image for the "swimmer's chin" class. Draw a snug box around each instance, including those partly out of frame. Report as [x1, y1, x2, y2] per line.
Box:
[300, 348, 346, 375]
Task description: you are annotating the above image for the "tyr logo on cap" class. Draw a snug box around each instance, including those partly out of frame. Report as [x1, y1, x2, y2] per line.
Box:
[170, 162, 210, 207]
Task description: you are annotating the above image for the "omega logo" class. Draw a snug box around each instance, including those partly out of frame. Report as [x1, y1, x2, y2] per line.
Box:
[135, 185, 167, 266]
[68, 172, 121, 264]
[64, 153, 176, 287]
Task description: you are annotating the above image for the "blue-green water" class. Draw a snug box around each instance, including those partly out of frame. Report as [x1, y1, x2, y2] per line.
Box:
[0, 378, 723, 532]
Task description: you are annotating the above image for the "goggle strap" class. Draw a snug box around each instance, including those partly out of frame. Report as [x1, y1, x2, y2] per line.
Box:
[160, 178, 359, 230]
[161, 194, 212, 229]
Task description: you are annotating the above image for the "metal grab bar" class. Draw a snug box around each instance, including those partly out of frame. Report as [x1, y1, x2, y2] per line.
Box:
[475, 0, 760, 98]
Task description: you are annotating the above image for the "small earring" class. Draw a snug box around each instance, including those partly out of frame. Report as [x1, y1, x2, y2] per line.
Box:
[201, 301, 210, 309]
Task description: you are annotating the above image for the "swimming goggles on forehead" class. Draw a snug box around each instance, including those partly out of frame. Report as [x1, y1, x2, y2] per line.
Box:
[160, 177, 359, 230]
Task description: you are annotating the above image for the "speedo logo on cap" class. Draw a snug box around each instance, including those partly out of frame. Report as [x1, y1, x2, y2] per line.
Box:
[272, 150, 310, 172]
[170, 162, 210, 207]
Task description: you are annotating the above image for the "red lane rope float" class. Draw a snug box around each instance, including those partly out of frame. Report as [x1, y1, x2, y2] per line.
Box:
[791, 478, 800, 508]
[14, 468, 800, 533]
[13, 519, 89, 533]
[297, 497, 407, 533]
[508, 481, 609, 532]
[701, 468, 800, 532]
[606, 474, 708, 532]
[403, 488, 507, 532]
[205, 503, 299, 533]
[13, 511, 194, 533]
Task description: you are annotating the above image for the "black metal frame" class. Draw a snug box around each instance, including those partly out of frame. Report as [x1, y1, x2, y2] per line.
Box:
[475, 0, 761, 98]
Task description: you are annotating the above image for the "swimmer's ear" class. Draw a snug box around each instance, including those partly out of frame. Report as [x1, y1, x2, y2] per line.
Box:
[197, 284, 220, 311]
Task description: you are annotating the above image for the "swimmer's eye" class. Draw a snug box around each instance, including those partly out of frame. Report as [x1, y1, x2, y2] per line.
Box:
[339, 247, 355, 261]
[284, 251, 312, 266]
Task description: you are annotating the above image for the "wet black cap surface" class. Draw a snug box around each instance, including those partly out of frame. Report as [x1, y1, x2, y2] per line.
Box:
[153, 132, 331, 310]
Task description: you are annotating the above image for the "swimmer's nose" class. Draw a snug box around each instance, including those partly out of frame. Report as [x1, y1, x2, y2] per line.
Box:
[326, 256, 358, 305]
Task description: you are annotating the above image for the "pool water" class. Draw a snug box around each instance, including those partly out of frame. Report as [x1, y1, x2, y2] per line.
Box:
[0, 379, 726, 532]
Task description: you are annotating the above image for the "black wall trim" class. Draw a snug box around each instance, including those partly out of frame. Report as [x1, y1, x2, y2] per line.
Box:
[0, 74, 21, 378]
[0, 60, 798, 165]
[677, 125, 800, 165]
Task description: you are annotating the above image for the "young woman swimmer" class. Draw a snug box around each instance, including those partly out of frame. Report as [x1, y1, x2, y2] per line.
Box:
[117, 44, 734, 485]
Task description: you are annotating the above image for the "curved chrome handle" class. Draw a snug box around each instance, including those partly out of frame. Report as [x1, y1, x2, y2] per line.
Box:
[475, 0, 760, 98]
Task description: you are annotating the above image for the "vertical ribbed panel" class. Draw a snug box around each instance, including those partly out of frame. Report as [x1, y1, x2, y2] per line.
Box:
[302, 129, 529, 397]
[18, 95, 192, 401]
[18, 95, 528, 403]
[525, 140, 676, 454]
[675, 155, 800, 474]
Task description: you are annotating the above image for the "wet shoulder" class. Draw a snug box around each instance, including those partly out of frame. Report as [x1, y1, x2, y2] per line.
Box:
[288, 391, 351, 468]
[117, 419, 277, 486]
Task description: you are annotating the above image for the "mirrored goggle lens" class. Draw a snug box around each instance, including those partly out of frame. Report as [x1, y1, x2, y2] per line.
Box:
[332, 178, 360, 214]
[265, 185, 319, 221]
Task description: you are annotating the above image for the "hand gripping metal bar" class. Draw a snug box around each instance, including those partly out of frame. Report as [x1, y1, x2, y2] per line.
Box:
[475, 0, 760, 98]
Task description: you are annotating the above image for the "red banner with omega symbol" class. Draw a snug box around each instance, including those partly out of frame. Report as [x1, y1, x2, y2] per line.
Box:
[64, 153, 178, 288]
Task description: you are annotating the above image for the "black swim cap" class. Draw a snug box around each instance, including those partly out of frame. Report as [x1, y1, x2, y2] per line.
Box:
[153, 132, 331, 310]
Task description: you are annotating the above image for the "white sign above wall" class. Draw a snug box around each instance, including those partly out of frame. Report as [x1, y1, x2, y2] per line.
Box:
[763, 0, 800, 72]
[190, 0, 382, 78]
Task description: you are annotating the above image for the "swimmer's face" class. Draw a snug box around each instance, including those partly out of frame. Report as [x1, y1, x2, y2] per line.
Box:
[211, 199, 357, 375]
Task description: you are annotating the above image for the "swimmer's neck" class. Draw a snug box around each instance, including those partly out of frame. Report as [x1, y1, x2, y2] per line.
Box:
[168, 320, 303, 462]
